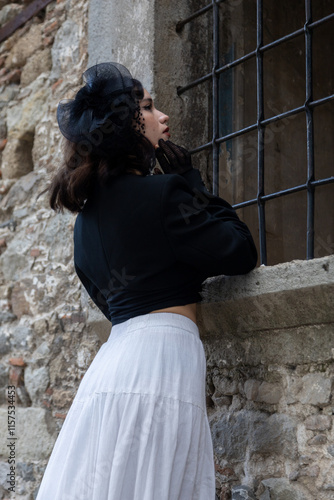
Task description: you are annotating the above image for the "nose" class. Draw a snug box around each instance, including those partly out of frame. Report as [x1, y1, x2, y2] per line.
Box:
[159, 111, 169, 124]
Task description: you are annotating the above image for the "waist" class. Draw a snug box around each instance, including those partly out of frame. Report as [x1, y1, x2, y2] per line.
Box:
[108, 289, 203, 326]
[119, 311, 200, 338]
[148, 303, 197, 326]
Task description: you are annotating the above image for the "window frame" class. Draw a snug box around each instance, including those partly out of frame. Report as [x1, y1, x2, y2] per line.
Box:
[176, 0, 334, 265]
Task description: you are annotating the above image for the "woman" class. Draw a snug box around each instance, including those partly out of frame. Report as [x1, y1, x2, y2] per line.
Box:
[36, 62, 257, 500]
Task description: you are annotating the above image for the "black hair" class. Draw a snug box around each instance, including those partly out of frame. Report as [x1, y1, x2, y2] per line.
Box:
[38, 78, 156, 213]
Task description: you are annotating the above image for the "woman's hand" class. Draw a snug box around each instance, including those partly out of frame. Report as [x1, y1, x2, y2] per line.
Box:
[154, 140, 193, 175]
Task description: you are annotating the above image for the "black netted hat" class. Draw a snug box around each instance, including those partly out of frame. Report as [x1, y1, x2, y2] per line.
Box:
[57, 62, 143, 146]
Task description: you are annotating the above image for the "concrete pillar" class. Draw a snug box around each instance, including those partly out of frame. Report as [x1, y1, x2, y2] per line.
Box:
[88, 0, 155, 93]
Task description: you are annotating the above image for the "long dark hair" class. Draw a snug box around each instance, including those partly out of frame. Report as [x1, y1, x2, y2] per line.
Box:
[38, 78, 155, 214]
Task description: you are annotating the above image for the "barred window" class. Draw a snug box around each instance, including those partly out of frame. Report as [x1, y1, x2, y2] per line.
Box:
[176, 0, 334, 266]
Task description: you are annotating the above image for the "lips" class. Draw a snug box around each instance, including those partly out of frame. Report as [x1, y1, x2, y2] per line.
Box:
[163, 127, 170, 137]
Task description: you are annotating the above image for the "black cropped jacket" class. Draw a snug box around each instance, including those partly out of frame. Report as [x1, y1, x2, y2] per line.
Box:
[73, 168, 258, 326]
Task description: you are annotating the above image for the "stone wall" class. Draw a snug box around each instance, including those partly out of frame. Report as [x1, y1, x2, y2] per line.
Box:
[0, 1, 97, 498]
[0, 1, 333, 499]
[198, 256, 334, 500]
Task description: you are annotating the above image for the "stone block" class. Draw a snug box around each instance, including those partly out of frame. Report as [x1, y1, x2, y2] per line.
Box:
[299, 373, 332, 406]
[0, 3, 22, 26]
[42, 211, 74, 264]
[307, 434, 327, 445]
[6, 76, 50, 136]
[232, 485, 257, 499]
[24, 365, 49, 402]
[199, 256, 334, 347]
[298, 465, 320, 477]
[213, 375, 239, 396]
[298, 455, 312, 465]
[51, 19, 80, 81]
[244, 379, 261, 400]
[304, 414, 332, 430]
[211, 411, 298, 462]
[5, 24, 43, 69]
[0, 331, 10, 355]
[10, 325, 32, 349]
[0, 237, 31, 282]
[256, 381, 282, 404]
[286, 376, 303, 404]
[0, 170, 41, 208]
[327, 444, 334, 456]
[17, 462, 35, 482]
[260, 478, 307, 500]
[212, 395, 232, 406]
[1, 134, 34, 179]
[21, 48, 52, 87]
[244, 379, 282, 404]
[288, 470, 299, 481]
[0, 363, 9, 404]
[10, 282, 32, 318]
[30, 340, 51, 362]
[211, 411, 249, 461]
[0, 407, 57, 461]
[52, 388, 74, 409]
[31, 320, 49, 338]
[84, 296, 111, 344]
[0, 461, 10, 493]
[251, 413, 298, 460]
[0, 114, 7, 137]
[76, 345, 93, 369]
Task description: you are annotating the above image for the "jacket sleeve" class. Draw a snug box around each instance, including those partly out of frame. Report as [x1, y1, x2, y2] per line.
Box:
[161, 168, 258, 277]
[74, 262, 111, 322]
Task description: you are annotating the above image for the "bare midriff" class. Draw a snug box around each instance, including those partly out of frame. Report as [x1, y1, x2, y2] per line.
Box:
[148, 303, 197, 326]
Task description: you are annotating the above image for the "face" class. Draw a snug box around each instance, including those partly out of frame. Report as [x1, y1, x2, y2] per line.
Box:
[138, 89, 170, 147]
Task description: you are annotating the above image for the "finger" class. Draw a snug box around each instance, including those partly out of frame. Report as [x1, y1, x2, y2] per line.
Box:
[153, 166, 164, 175]
[155, 148, 172, 173]
[175, 144, 191, 160]
[164, 141, 187, 164]
[158, 140, 179, 166]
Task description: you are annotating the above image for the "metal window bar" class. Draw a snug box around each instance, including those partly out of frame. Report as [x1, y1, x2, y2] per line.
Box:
[0, 0, 54, 44]
[176, 1, 334, 264]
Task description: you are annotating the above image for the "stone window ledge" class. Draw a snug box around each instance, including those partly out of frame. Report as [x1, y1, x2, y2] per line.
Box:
[197, 254, 334, 341]
[84, 255, 334, 348]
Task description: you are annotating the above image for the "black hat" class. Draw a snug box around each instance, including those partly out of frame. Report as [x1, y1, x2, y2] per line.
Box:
[57, 62, 143, 145]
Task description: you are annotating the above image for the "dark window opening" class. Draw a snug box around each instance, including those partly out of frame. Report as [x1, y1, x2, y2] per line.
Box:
[176, 0, 334, 266]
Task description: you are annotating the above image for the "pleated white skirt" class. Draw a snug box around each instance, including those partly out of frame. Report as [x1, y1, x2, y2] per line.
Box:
[36, 312, 216, 500]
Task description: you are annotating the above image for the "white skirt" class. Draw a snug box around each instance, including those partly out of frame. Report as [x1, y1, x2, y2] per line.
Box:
[36, 312, 216, 500]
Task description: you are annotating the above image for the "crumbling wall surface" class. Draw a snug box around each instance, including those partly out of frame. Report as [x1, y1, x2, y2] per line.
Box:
[0, 1, 101, 498]
[198, 256, 334, 500]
